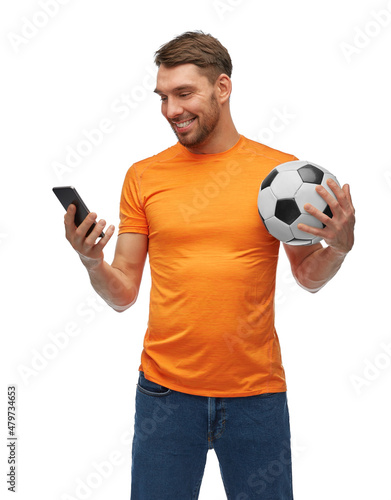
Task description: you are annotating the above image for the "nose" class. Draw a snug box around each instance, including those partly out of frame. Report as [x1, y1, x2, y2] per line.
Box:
[165, 97, 184, 120]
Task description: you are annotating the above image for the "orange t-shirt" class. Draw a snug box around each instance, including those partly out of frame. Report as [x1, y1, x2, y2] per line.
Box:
[118, 135, 298, 397]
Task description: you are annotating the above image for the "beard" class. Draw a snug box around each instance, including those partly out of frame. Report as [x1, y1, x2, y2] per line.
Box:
[170, 93, 220, 149]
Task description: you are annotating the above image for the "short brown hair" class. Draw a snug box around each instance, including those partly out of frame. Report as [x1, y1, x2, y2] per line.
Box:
[154, 30, 233, 84]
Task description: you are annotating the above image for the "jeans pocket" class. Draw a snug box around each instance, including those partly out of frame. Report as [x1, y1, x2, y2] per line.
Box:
[137, 371, 172, 397]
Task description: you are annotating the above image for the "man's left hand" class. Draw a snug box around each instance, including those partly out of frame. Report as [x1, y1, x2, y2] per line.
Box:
[297, 178, 356, 255]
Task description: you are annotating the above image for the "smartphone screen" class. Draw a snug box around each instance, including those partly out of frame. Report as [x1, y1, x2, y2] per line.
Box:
[53, 186, 105, 238]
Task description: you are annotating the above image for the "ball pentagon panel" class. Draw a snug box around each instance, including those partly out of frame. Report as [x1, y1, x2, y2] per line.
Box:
[298, 165, 324, 184]
[275, 198, 301, 225]
[261, 169, 278, 189]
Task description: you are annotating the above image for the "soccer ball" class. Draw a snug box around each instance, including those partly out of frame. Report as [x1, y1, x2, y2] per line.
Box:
[257, 160, 340, 245]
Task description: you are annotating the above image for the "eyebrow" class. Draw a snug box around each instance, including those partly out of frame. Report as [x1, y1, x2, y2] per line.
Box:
[153, 85, 196, 95]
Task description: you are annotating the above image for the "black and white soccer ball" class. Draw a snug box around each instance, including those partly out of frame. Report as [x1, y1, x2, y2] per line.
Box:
[257, 160, 340, 246]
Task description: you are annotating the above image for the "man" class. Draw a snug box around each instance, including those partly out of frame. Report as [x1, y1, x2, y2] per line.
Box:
[64, 31, 355, 500]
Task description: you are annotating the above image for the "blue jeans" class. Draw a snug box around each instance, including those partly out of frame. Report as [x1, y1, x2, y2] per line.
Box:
[131, 371, 294, 500]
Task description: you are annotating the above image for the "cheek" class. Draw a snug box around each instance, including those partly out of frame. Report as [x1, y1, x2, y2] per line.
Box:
[191, 106, 202, 120]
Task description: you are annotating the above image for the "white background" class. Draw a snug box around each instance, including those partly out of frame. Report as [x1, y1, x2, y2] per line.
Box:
[1, 0, 391, 499]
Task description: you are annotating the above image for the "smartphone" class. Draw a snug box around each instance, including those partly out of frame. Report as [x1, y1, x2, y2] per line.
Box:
[52, 186, 105, 238]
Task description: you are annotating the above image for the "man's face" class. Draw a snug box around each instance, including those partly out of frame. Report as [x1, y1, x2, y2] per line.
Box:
[154, 64, 221, 150]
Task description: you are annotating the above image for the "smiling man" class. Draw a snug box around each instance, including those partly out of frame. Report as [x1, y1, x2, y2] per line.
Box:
[154, 63, 233, 152]
[63, 31, 355, 500]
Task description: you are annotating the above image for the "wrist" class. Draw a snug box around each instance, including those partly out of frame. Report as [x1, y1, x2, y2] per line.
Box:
[78, 253, 103, 272]
[327, 245, 349, 260]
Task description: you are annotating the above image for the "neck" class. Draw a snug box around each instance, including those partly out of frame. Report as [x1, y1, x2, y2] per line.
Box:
[185, 118, 240, 155]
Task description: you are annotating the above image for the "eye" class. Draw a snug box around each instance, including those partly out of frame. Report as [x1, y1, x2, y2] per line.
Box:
[179, 93, 191, 98]
[160, 96, 167, 102]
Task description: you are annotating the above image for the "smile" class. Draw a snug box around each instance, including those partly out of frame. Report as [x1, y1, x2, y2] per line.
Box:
[174, 117, 196, 130]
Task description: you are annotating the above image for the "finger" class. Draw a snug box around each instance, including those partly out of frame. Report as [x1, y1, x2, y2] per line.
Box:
[304, 203, 331, 227]
[325, 177, 343, 196]
[94, 224, 115, 249]
[315, 183, 342, 217]
[326, 178, 354, 212]
[64, 204, 77, 239]
[342, 184, 355, 213]
[64, 203, 76, 223]
[329, 180, 352, 213]
[296, 221, 324, 237]
[75, 212, 98, 241]
[83, 218, 107, 247]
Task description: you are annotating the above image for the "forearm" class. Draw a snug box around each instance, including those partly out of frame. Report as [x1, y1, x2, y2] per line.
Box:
[294, 246, 348, 293]
[80, 257, 138, 312]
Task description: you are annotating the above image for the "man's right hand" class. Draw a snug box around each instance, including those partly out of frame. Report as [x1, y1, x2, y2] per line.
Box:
[64, 204, 115, 270]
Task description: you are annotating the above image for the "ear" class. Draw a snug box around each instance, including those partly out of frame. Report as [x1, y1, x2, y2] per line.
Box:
[215, 74, 232, 104]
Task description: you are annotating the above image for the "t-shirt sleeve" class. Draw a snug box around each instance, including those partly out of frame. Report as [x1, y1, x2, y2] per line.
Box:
[118, 164, 149, 236]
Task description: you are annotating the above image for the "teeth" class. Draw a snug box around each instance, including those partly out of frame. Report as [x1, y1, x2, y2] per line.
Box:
[176, 118, 195, 128]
